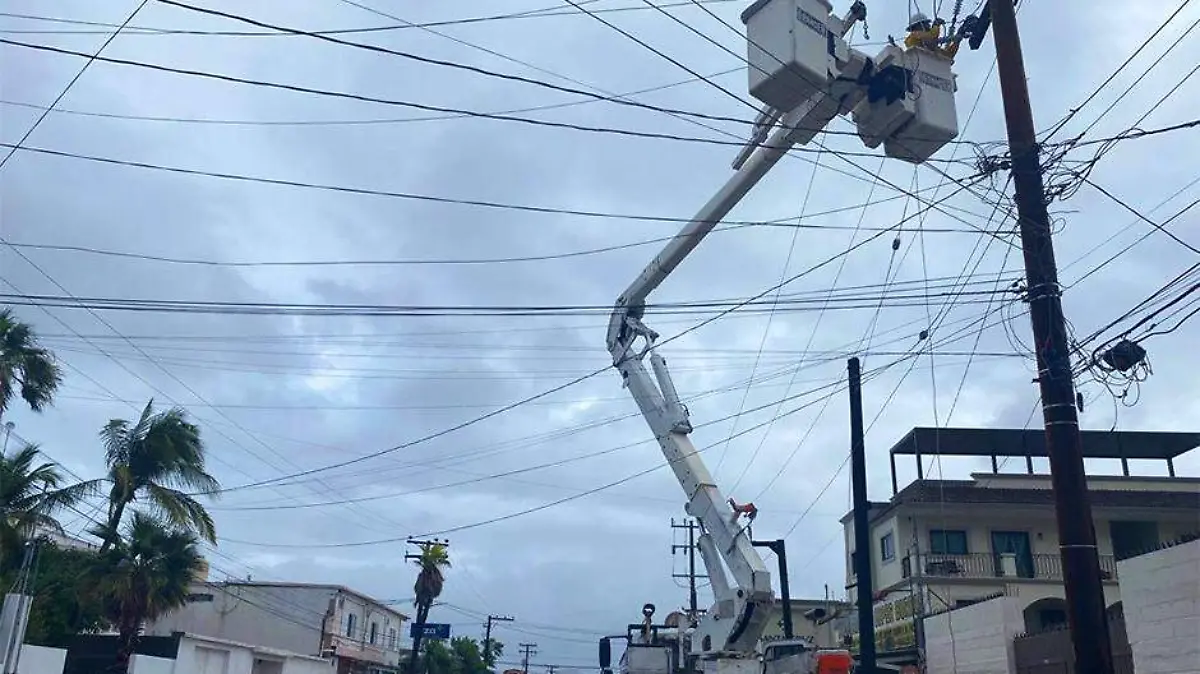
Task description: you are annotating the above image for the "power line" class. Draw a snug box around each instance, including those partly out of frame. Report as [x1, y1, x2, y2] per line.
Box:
[0, 141, 990, 227]
[0, 1, 148, 169]
[152, 0, 765, 128]
[1081, 178, 1200, 255]
[0, 0, 740, 36]
[1038, 0, 1194, 141]
[0, 218, 998, 269]
[130, 173, 999, 498]
[0, 287, 1011, 317]
[216, 360, 894, 548]
[0, 68, 741, 127]
[216, 301, 1029, 547]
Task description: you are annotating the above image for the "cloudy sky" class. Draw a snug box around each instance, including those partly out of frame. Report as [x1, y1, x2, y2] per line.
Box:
[2, 0, 1197, 668]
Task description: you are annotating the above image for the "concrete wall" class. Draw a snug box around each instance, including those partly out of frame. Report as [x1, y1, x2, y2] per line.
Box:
[281, 658, 335, 674]
[923, 595, 1022, 674]
[972, 473, 1200, 493]
[147, 584, 330, 656]
[16, 644, 65, 674]
[1118, 539, 1200, 674]
[129, 654, 176, 674]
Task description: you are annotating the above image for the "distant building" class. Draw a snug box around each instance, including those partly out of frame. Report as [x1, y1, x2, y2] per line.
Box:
[146, 581, 409, 674]
[760, 598, 853, 649]
[841, 427, 1200, 668]
[36, 529, 98, 552]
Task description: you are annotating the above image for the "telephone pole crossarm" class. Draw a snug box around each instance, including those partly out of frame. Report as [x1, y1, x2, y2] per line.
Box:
[484, 614, 514, 666]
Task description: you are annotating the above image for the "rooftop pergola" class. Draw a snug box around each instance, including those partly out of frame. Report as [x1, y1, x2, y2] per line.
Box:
[887, 427, 1200, 495]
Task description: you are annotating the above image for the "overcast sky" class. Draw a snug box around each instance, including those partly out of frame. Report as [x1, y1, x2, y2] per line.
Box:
[1, 0, 1197, 669]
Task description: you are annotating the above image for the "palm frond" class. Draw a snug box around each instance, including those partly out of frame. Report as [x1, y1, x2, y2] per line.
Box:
[101, 418, 132, 468]
[18, 348, 61, 412]
[37, 478, 103, 512]
[144, 483, 217, 543]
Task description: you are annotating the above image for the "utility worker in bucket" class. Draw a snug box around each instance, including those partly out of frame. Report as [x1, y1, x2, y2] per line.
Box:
[904, 12, 961, 59]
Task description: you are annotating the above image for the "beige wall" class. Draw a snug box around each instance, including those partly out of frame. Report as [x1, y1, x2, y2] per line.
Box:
[923, 595, 1022, 674]
[1119, 539, 1200, 674]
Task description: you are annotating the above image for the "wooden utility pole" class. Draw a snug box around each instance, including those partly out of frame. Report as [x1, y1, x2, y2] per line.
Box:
[519, 642, 538, 674]
[670, 518, 701, 622]
[484, 614, 513, 667]
[988, 1, 1114, 672]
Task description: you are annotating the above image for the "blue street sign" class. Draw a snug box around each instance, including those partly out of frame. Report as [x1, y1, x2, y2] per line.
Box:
[410, 623, 452, 640]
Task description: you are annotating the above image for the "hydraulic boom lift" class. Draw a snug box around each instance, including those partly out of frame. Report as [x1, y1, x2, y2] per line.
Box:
[598, 1, 985, 673]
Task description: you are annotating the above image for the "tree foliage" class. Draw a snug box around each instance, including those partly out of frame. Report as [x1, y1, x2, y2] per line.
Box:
[0, 443, 98, 570]
[410, 543, 452, 671]
[0, 309, 62, 417]
[2, 542, 108, 648]
[421, 637, 502, 674]
[99, 400, 220, 551]
[91, 512, 206, 673]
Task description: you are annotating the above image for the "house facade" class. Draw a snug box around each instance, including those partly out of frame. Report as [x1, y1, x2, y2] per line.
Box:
[146, 581, 408, 674]
[841, 427, 1200, 667]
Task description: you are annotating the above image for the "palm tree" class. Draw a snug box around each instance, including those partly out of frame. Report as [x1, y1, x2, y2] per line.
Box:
[92, 513, 205, 673]
[409, 543, 451, 673]
[99, 400, 220, 552]
[0, 309, 63, 418]
[0, 443, 98, 569]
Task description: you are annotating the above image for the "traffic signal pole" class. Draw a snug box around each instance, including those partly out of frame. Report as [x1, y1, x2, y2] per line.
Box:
[988, 1, 1114, 672]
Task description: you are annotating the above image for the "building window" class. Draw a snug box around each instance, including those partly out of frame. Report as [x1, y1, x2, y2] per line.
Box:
[346, 613, 357, 638]
[929, 529, 968, 555]
[880, 532, 895, 562]
[370, 621, 378, 645]
[388, 628, 397, 648]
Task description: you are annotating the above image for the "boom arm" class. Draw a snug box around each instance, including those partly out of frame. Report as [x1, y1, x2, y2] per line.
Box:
[607, 103, 821, 660]
[607, 1, 870, 658]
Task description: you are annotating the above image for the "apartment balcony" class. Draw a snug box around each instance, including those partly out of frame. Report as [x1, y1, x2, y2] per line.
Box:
[326, 633, 401, 668]
[901, 552, 1118, 582]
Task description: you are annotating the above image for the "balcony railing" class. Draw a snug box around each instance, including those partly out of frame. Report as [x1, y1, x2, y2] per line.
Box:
[902, 552, 1118, 582]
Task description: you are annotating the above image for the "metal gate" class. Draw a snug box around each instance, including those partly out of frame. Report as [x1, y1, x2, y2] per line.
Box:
[1013, 616, 1134, 674]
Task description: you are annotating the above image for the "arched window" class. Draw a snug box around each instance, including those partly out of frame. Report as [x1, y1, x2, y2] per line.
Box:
[370, 621, 379, 645]
[346, 612, 357, 637]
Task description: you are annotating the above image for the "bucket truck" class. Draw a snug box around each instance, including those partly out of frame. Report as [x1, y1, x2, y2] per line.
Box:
[596, 2, 984, 673]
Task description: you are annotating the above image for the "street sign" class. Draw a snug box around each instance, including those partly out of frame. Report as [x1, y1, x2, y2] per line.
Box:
[410, 623, 452, 640]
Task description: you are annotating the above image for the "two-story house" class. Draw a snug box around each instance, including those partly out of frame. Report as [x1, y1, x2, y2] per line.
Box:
[841, 427, 1200, 668]
[146, 580, 409, 674]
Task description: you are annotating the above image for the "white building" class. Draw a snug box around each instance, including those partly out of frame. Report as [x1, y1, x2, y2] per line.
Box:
[9, 632, 332, 674]
[841, 427, 1200, 667]
[146, 581, 409, 674]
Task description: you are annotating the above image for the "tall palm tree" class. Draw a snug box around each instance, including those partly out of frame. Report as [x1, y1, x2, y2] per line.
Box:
[0, 309, 63, 418]
[409, 543, 451, 673]
[92, 513, 205, 673]
[99, 400, 220, 552]
[0, 443, 98, 569]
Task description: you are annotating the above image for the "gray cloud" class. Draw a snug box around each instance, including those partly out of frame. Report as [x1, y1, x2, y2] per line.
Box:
[2, 0, 1198, 667]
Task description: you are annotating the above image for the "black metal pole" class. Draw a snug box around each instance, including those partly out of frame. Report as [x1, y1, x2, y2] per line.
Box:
[988, 2, 1113, 672]
[752, 539, 794, 639]
[848, 357, 875, 674]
